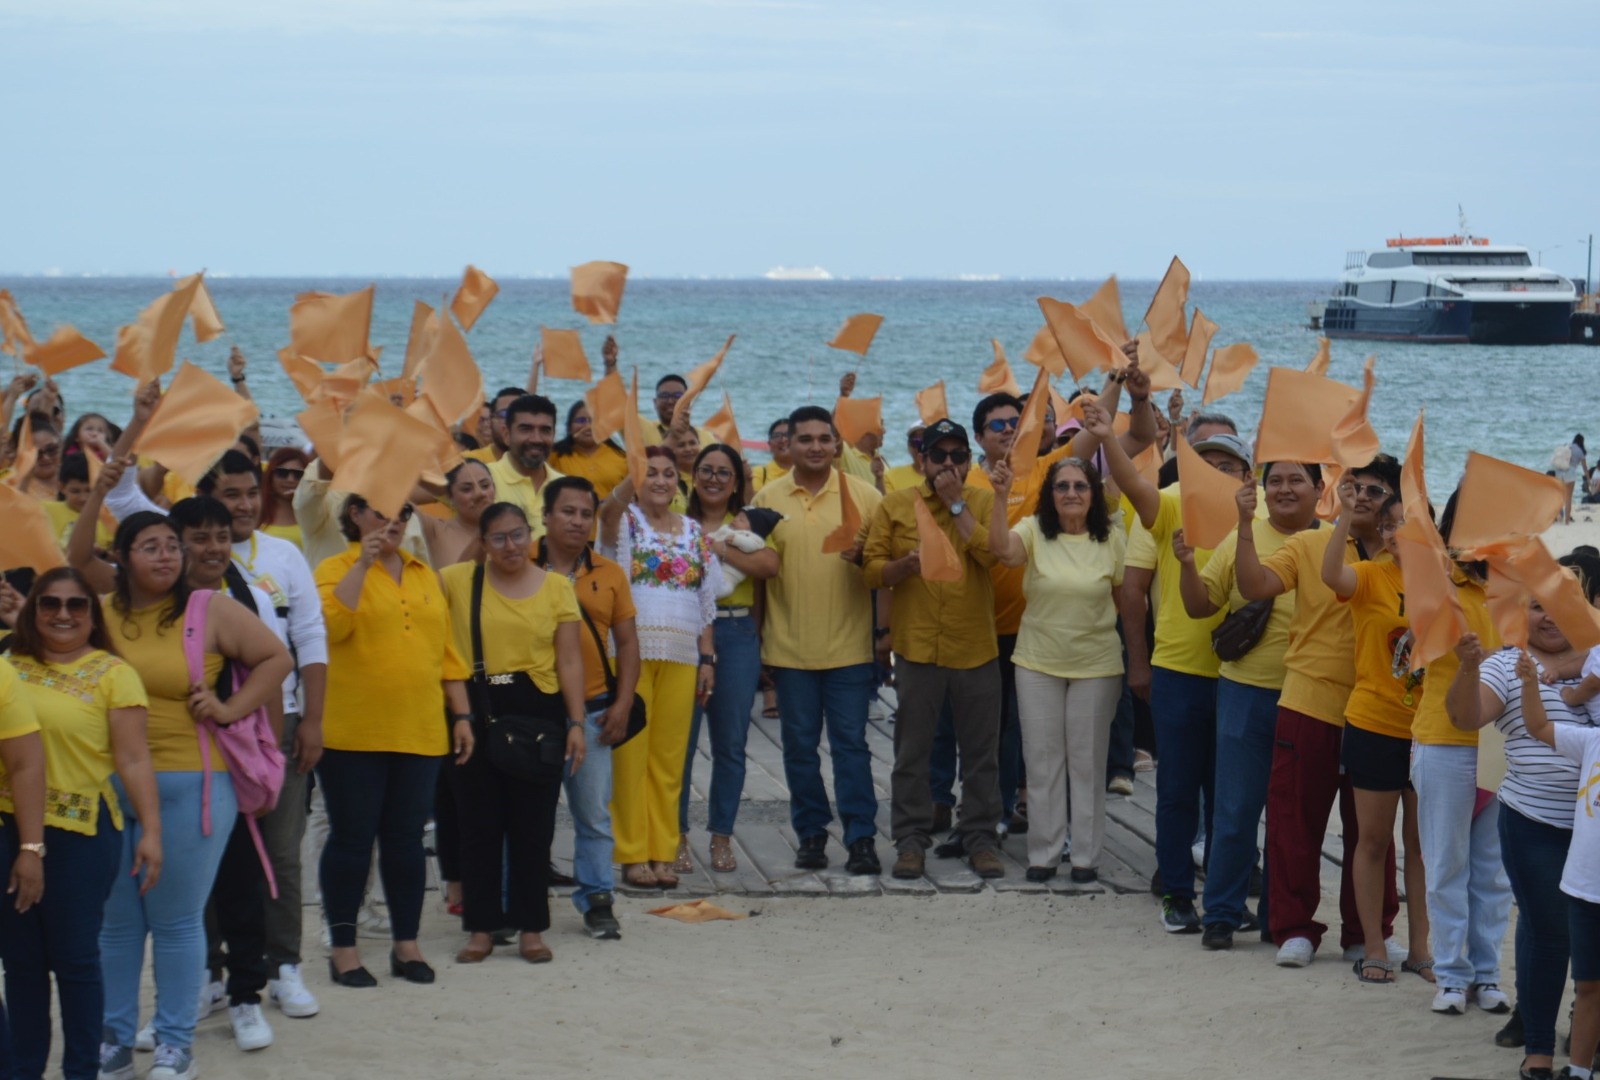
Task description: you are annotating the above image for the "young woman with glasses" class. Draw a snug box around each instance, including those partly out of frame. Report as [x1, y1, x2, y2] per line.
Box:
[258, 447, 309, 552]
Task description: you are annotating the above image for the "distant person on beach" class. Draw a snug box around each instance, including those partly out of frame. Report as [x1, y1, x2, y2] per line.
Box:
[1557, 435, 1587, 523]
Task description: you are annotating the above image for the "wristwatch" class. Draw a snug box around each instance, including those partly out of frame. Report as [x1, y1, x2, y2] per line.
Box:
[949, 499, 968, 517]
[699, 653, 717, 667]
[566, 718, 584, 731]
[448, 712, 474, 724]
[18, 842, 44, 859]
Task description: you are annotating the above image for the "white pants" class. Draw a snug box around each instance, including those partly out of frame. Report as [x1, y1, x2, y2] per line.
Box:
[1014, 667, 1121, 870]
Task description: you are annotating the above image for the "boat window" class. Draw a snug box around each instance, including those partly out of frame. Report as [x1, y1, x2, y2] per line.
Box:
[1366, 252, 1412, 269]
[1392, 281, 1427, 303]
[1413, 253, 1533, 267]
[1357, 280, 1393, 302]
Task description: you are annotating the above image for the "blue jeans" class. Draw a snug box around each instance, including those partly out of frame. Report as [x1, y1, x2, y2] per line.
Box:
[0, 813, 121, 1080]
[101, 771, 236, 1051]
[928, 637, 1022, 816]
[771, 664, 878, 845]
[1499, 803, 1573, 1057]
[1150, 667, 1217, 900]
[1412, 744, 1512, 992]
[565, 705, 615, 914]
[1202, 678, 1276, 929]
[680, 614, 762, 836]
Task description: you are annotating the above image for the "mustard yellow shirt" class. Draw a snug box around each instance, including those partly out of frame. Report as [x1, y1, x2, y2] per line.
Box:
[640, 417, 711, 449]
[752, 462, 791, 494]
[1011, 516, 1126, 680]
[1340, 560, 1418, 740]
[487, 457, 565, 544]
[1125, 487, 1224, 679]
[534, 548, 637, 702]
[464, 445, 501, 464]
[550, 446, 629, 500]
[43, 500, 113, 551]
[316, 546, 470, 755]
[968, 441, 1079, 636]
[0, 658, 40, 822]
[1199, 520, 1302, 690]
[107, 602, 225, 771]
[882, 464, 922, 494]
[440, 564, 580, 695]
[262, 522, 304, 551]
[1262, 529, 1371, 727]
[753, 470, 883, 670]
[1413, 573, 1498, 746]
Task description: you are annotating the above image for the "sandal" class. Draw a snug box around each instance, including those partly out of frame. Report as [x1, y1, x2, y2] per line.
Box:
[622, 863, 659, 889]
[652, 862, 680, 889]
[762, 689, 779, 719]
[1133, 749, 1155, 773]
[1402, 958, 1437, 984]
[672, 836, 694, 874]
[1352, 958, 1395, 984]
[709, 835, 737, 873]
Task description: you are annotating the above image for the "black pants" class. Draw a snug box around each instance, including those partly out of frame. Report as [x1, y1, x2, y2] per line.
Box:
[205, 814, 268, 1005]
[435, 756, 462, 884]
[451, 746, 561, 934]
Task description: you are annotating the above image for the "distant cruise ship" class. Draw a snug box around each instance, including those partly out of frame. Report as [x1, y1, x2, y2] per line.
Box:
[764, 266, 833, 281]
[1323, 234, 1576, 344]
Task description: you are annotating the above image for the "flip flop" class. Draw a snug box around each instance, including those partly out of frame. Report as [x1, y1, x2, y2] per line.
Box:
[1402, 958, 1437, 983]
[1352, 958, 1395, 984]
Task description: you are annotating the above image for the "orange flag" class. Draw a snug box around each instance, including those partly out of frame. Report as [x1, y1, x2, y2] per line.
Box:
[585, 371, 628, 444]
[24, 326, 104, 375]
[1450, 451, 1567, 549]
[416, 311, 484, 428]
[111, 275, 204, 382]
[623, 369, 648, 489]
[1255, 367, 1361, 465]
[912, 495, 963, 583]
[330, 392, 451, 519]
[187, 276, 225, 343]
[1306, 337, 1331, 376]
[704, 392, 743, 450]
[1180, 309, 1216, 389]
[0, 290, 34, 356]
[539, 327, 592, 382]
[826, 314, 883, 356]
[1484, 562, 1530, 649]
[1130, 441, 1162, 489]
[832, 396, 883, 449]
[135, 362, 260, 485]
[450, 265, 499, 331]
[297, 398, 349, 473]
[821, 469, 863, 554]
[401, 301, 436, 381]
[1022, 323, 1066, 377]
[571, 261, 629, 325]
[289, 285, 374, 364]
[0, 485, 64, 571]
[915, 380, 949, 426]
[278, 350, 325, 403]
[374, 376, 416, 408]
[310, 355, 376, 411]
[1080, 275, 1128, 344]
[1133, 332, 1185, 391]
[672, 335, 736, 428]
[1467, 537, 1600, 652]
[1038, 297, 1122, 381]
[6, 412, 37, 491]
[1143, 257, 1191, 364]
[1009, 364, 1052, 479]
[1330, 355, 1380, 468]
[1316, 463, 1345, 522]
[979, 339, 1022, 395]
[1046, 384, 1073, 431]
[1202, 343, 1258, 404]
[1394, 411, 1467, 668]
[1175, 434, 1243, 550]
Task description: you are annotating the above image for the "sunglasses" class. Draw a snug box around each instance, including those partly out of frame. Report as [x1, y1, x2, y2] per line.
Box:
[273, 467, 305, 481]
[1350, 482, 1390, 500]
[984, 417, 1020, 433]
[925, 447, 971, 466]
[38, 595, 90, 615]
[34, 444, 61, 458]
[1052, 480, 1092, 494]
[656, 391, 684, 403]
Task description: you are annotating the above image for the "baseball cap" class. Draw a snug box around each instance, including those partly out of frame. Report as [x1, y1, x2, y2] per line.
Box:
[921, 418, 969, 449]
[1190, 433, 1253, 471]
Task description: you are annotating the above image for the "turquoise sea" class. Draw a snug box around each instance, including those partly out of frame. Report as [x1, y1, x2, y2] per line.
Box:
[2, 276, 1591, 497]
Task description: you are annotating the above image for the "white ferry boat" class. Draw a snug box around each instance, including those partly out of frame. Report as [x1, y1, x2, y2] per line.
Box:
[1323, 234, 1576, 344]
[763, 266, 833, 281]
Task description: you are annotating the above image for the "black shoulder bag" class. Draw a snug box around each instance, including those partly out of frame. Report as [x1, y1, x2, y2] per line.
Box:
[469, 565, 568, 783]
[575, 599, 647, 749]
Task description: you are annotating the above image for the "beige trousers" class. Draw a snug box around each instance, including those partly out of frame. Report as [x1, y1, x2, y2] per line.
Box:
[1013, 667, 1121, 870]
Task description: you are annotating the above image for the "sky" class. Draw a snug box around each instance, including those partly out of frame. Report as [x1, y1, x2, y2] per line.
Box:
[4, 0, 1597, 280]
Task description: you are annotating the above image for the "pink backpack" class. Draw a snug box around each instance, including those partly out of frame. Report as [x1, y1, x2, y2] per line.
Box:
[182, 589, 285, 897]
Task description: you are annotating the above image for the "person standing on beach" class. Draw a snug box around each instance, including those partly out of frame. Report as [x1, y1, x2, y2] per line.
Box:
[753, 406, 885, 875]
[488, 395, 565, 544]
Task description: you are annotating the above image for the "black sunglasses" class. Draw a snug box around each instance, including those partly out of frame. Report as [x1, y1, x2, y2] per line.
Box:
[273, 467, 305, 481]
[38, 595, 90, 615]
[925, 447, 970, 465]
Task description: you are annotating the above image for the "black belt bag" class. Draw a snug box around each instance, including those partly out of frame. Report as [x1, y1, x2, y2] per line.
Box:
[469, 566, 567, 784]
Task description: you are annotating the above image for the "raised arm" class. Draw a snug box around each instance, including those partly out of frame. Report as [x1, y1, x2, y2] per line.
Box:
[987, 460, 1026, 567]
[1320, 483, 1359, 598]
[1446, 633, 1502, 731]
[1121, 567, 1154, 703]
[1173, 530, 1219, 619]
[1083, 398, 1158, 528]
[1233, 481, 1287, 601]
[598, 478, 634, 552]
[227, 346, 253, 404]
[1517, 651, 1556, 747]
[66, 455, 127, 595]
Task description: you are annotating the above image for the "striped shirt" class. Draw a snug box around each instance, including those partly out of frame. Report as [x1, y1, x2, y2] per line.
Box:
[1482, 648, 1594, 829]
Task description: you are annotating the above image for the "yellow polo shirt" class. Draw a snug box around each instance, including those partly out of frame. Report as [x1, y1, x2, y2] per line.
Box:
[1412, 573, 1498, 746]
[464, 445, 501, 464]
[1261, 529, 1370, 727]
[1340, 560, 1417, 740]
[753, 470, 883, 670]
[751, 462, 790, 493]
[1199, 520, 1302, 690]
[1125, 487, 1224, 678]
[639, 417, 711, 449]
[487, 457, 565, 543]
[883, 464, 922, 494]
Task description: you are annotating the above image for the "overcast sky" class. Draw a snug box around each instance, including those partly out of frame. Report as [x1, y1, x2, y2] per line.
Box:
[5, 0, 1596, 279]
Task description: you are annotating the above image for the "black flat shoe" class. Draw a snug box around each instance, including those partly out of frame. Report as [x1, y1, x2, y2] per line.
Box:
[1069, 867, 1098, 884]
[1024, 866, 1056, 883]
[327, 958, 377, 988]
[390, 951, 436, 984]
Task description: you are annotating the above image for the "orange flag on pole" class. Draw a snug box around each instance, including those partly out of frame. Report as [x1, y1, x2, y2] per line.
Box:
[278, 350, 326, 403]
[1306, 337, 1331, 376]
[1080, 275, 1128, 344]
[915, 380, 949, 426]
[0, 485, 64, 571]
[821, 469, 863, 554]
[1133, 333, 1185, 391]
[1008, 364, 1052, 479]
[401, 301, 436, 381]
[24, 326, 104, 375]
[1038, 297, 1123, 381]
[309, 355, 377, 411]
[1202, 343, 1259, 405]
[134, 362, 260, 485]
[832, 396, 883, 449]
[0, 290, 33, 357]
[539, 327, 592, 382]
[289, 285, 374, 364]
[704, 392, 743, 450]
[623, 369, 648, 489]
[825, 314, 883, 356]
[912, 494, 963, 583]
[1394, 411, 1467, 668]
[1467, 537, 1600, 652]
[672, 335, 736, 429]
[111, 275, 204, 382]
[297, 398, 349, 473]
[585, 371, 628, 445]
[979, 340, 1022, 395]
[1022, 323, 1067, 377]
[1180, 309, 1216, 389]
[1450, 451, 1567, 549]
[450, 265, 499, 331]
[1143, 257, 1191, 364]
[1330, 355, 1380, 468]
[571, 261, 629, 325]
[1174, 434, 1244, 550]
[187, 276, 225, 343]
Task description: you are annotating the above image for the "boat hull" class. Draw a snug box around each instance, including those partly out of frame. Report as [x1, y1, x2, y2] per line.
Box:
[1323, 298, 1572, 344]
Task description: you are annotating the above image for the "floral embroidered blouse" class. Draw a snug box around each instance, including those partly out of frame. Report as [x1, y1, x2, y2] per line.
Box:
[601, 505, 721, 665]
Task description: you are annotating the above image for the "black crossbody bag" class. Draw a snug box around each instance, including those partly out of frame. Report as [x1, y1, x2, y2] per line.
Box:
[469, 565, 567, 783]
[576, 600, 647, 749]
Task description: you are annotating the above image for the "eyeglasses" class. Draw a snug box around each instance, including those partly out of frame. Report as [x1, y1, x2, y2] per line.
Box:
[925, 447, 971, 466]
[1209, 461, 1248, 478]
[1350, 482, 1391, 500]
[695, 466, 734, 483]
[272, 467, 305, 481]
[485, 528, 531, 549]
[493, 409, 510, 420]
[984, 417, 1020, 433]
[1052, 480, 1092, 494]
[38, 595, 90, 615]
[656, 391, 684, 403]
[34, 444, 60, 459]
[1378, 519, 1406, 535]
[132, 540, 182, 558]
[769, 433, 789, 443]
[570, 415, 591, 427]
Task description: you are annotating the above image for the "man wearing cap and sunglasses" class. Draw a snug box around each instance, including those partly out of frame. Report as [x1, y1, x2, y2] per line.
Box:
[863, 418, 1005, 880]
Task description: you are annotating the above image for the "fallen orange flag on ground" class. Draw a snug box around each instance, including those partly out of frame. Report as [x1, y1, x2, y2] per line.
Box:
[912, 494, 963, 582]
[540, 327, 592, 382]
[1175, 435, 1242, 550]
[572, 261, 629, 325]
[1330, 355, 1380, 468]
[1008, 365, 1052, 479]
[1254, 367, 1361, 465]
[1450, 451, 1567, 549]
[826, 314, 883, 356]
[1080, 275, 1128, 344]
[623, 370, 648, 489]
[0, 485, 64, 572]
[704, 392, 742, 450]
[1394, 411, 1466, 668]
[585, 371, 628, 444]
[1306, 338, 1331, 376]
[1038, 297, 1122, 381]
[112, 275, 204, 382]
[1143, 257, 1191, 364]
[915, 380, 949, 426]
[647, 899, 746, 922]
[979, 340, 1022, 394]
[330, 392, 451, 519]
[832, 396, 883, 449]
[1022, 323, 1066, 377]
[451, 265, 499, 331]
[289, 284, 374, 364]
[821, 469, 863, 554]
[672, 335, 736, 428]
[1180, 309, 1216, 389]
[24, 326, 104, 375]
[135, 362, 260, 485]
[1202, 343, 1258, 404]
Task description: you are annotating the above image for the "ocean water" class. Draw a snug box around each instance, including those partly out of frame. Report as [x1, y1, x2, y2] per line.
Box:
[2, 276, 1591, 497]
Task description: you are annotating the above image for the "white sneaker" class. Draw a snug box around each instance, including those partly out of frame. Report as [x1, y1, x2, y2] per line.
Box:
[1341, 937, 1406, 962]
[229, 1002, 274, 1052]
[1191, 837, 1206, 869]
[267, 963, 320, 1018]
[148, 1044, 197, 1080]
[356, 904, 391, 939]
[1470, 982, 1511, 1013]
[135, 1021, 155, 1052]
[196, 979, 224, 1021]
[1275, 937, 1315, 968]
[1432, 987, 1467, 1014]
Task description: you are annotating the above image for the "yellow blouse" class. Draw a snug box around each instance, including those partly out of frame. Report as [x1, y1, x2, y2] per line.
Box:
[262, 522, 304, 551]
[440, 565, 580, 694]
[0, 659, 41, 828]
[550, 446, 630, 500]
[107, 601, 225, 772]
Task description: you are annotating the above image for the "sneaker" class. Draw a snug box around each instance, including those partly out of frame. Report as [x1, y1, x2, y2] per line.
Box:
[584, 894, 622, 940]
[98, 1042, 136, 1080]
[1471, 982, 1511, 1014]
[969, 848, 1005, 879]
[1201, 923, 1233, 950]
[794, 834, 829, 870]
[267, 963, 321, 1018]
[1432, 987, 1467, 1015]
[1275, 936, 1315, 968]
[229, 1002, 274, 1051]
[197, 979, 224, 1021]
[356, 904, 391, 939]
[1159, 895, 1201, 934]
[844, 837, 881, 876]
[135, 1022, 155, 1052]
[1147, 866, 1162, 896]
[1495, 1004, 1525, 1048]
[1238, 908, 1260, 934]
[149, 1044, 198, 1080]
[1191, 837, 1206, 870]
[1107, 775, 1134, 796]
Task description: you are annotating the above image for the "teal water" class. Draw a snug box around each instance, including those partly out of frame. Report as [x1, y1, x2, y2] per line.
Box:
[2, 277, 1591, 497]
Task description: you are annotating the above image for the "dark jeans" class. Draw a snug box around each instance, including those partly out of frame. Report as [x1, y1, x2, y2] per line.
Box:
[770, 664, 878, 845]
[450, 740, 561, 933]
[317, 749, 442, 948]
[204, 813, 268, 1005]
[1202, 678, 1277, 929]
[0, 814, 121, 1080]
[1150, 667, 1217, 900]
[1499, 803, 1573, 1057]
[929, 635, 1022, 816]
[1106, 617, 1139, 782]
[435, 755, 462, 884]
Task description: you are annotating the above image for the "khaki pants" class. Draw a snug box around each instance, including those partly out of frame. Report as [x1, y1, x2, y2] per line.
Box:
[1013, 668, 1120, 870]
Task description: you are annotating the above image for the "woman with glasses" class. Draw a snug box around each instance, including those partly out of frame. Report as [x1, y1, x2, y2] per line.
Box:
[986, 456, 1125, 883]
[1320, 487, 1432, 985]
[550, 400, 628, 500]
[598, 446, 720, 889]
[440, 503, 586, 963]
[258, 447, 309, 552]
[314, 495, 474, 989]
[12, 419, 64, 501]
[676, 444, 778, 873]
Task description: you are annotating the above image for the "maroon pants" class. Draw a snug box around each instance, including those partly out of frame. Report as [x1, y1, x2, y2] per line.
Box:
[1265, 706, 1398, 951]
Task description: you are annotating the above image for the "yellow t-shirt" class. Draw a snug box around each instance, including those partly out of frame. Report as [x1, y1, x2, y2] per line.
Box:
[107, 602, 225, 772]
[751, 462, 790, 494]
[882, 464, 922, 494]
[1011, 516, 1126, 680]
[1412, 573, 1498, 746]
[550, 447, 629, 500]
[160, 469, 195, 506]
[487, 458, 565, 543]
[3, 651, 146, 835]
[316, 547, 471, 755]
[0, 658, 41, 818]
[1125, 487, 1224, 679]
[753, 470, 883, 670]
[1199, 520, 1301, 690]
[43, 500, 113, 551]
[464, 445, 501, 464]
[441, 564, 580, 695]
[1339, 559, 1418, 740]
[262, 522, 304, 551]
[1262, 529, 1368, 727]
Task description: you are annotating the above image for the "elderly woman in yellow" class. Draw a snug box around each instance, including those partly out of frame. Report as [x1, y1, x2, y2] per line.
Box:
[440, 502, 586, 964]
[0, 568, 160, 1080]
[315, 495, 473, 989]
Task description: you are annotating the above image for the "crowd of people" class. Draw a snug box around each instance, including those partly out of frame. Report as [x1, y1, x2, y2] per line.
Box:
[0, 331, 1596, 1080]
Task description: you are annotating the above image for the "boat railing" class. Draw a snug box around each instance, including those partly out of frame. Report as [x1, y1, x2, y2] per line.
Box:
[1345, 251, 1367, 270]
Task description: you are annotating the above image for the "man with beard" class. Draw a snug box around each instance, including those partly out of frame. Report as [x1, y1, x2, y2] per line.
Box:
[488, 394, 565, 543]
